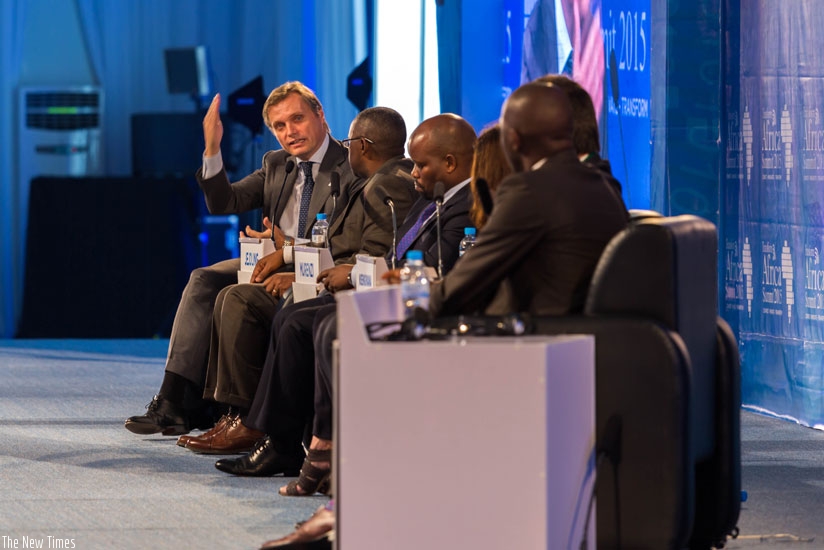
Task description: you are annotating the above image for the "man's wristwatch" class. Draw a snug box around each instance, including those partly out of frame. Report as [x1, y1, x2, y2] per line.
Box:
[347, 269, 355, 288]
[282, 237, 294, 249]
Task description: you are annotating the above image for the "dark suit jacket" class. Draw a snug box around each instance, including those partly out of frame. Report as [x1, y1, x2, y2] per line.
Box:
[585, 152, 627, 213]
[328, 156, 417, 265]
[429, 149, 628, 317]
[396, 184, 473, 275]
[195, 137, 359, 239]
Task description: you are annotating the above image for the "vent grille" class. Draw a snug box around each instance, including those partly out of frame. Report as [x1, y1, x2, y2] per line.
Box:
[25, 91, 101, 130]
[26, 92, 100, 108]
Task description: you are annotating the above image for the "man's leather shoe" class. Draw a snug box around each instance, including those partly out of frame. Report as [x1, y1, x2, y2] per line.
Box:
[178, 413, 232, 447]
[215, 435, 302, 476]
[125, 395, 190, 436]
[259, 506, 334, 549]
[185, 415, 263, 454]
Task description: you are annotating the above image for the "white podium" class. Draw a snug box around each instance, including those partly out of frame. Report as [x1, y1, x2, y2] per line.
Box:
[334, 288, 596, 550]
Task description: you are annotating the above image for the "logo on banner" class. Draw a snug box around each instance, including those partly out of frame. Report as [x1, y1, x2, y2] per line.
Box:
[804, 245, 824, 321]
[743, 237, 753, 315]
[781, 105, 794, 185]
[761, 240, 794, 319]
[762, 109, 787, 184]
[727, 112, 742, 180]
[743, 105, 753, 186]
[725, 237, 752, 316]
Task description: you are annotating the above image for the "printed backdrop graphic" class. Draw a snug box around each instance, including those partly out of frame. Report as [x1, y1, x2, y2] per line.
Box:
[521, 0, 651, 209]
[725, 0, 824, 428]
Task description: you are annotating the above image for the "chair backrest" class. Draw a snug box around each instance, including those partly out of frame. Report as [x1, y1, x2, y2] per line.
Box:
[585, 215, 719, 460]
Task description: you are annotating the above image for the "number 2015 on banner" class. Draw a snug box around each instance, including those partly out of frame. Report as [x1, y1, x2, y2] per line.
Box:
[604, 10, 647, 73]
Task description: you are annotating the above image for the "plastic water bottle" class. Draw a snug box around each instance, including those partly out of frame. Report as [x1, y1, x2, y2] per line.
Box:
[311, 213, 329, 248]
[400, 250, 431, 319]
[459, 227, 477, 257]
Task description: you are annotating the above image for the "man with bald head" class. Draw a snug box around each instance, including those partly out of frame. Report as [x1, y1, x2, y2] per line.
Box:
[429, 83, 627, 317]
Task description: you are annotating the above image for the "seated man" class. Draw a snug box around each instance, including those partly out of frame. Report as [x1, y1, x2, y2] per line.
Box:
[429, 83, 628, 317]
[179, 106, 419, 454]
[124, 81, 358, 436]
[212, 114, 478, 480]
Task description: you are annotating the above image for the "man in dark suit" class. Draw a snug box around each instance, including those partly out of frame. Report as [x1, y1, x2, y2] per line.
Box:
[212, 114, 477, 480]
[429, 83, 627, 318]
[180, 107, 419, 454]
[125, 81, 359, 437]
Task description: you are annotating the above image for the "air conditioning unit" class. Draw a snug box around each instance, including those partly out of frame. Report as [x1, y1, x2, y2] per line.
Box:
[19, 86, 103, 186]
[14, 87, 103, 333]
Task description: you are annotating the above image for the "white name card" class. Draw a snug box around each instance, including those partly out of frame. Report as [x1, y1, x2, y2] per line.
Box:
[352, 255, 388, 290]
[294, 245, 335, 284]
[239, 237, 275, 273]
[291, 281, 324, 303]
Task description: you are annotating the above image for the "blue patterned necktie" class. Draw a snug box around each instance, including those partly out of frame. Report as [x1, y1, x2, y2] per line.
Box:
[396, 201, 437, 260]
[297, 161, 315, 237]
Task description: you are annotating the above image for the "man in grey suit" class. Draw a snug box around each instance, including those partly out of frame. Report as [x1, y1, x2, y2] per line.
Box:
[125, 81, 358, 436]
[429, 83, 627, 318]
[180, 107, 419, 454]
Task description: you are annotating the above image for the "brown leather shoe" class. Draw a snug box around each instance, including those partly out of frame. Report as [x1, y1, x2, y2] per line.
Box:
[177, 413, 232, 447]
[185, 415, 263, 454]
[259, 506, 334, 549]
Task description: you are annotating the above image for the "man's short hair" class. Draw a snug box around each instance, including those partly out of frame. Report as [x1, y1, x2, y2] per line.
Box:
[354, 107, 407, 159]
[534, 74, 600, 155]
[262, 81, 329, 133]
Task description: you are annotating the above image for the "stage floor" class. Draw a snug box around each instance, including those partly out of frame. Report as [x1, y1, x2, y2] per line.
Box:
[0, 339, 822, 549]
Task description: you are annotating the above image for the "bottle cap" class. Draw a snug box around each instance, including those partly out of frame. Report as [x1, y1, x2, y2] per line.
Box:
[406, 250, 423, 261]
[317, 213, 327, 220]
[465, 227, 476, 236]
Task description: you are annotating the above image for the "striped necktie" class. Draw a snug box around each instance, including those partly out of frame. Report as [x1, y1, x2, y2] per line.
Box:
[396, 201, 437, 260]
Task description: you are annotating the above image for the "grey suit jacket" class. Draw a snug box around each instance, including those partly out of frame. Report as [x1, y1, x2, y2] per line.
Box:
[195, 137, 358, 240]
[328, 156, 417, 265]
[429, 148, 628, 317]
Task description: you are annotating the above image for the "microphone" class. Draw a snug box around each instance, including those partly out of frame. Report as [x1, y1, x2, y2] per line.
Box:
[328, 171, 341, 226]
[433, 181, 445, 279]
[375, 186, 398, 270]
[270, 159, 295, 243]
[609, 49, 631, 206]
[474, 177, 494, 216]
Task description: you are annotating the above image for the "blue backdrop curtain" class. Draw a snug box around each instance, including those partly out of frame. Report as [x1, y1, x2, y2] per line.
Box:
[0, 1, 26, 338]
[0, 0, 361, 337]
[436, 0, 461, 115]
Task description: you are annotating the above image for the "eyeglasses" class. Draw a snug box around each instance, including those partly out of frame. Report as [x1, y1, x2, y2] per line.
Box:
[341, 136, 375, 149]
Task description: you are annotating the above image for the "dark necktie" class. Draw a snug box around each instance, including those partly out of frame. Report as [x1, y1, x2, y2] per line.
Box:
[396, 201, 437, 260]
[297, 161, 315, 237]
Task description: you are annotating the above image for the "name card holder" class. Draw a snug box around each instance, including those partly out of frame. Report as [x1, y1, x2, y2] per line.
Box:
[351, 255, 388, 290]
[292, 245, 335, 302]
[238, 237, 276, 284]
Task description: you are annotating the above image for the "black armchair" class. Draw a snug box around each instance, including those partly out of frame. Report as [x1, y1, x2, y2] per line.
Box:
[532, 214, 741, 549]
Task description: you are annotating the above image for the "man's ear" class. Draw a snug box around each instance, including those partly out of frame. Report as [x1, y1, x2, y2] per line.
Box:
[443, 153, 457, 174]
[505, 127, 521, 154]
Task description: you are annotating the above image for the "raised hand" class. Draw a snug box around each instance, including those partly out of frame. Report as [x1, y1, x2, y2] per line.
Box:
[203, 93, 223, 157]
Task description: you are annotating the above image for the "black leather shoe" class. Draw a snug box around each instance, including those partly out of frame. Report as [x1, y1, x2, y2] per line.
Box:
[124, 394, 190, 436]
[215, 435, 302, 477]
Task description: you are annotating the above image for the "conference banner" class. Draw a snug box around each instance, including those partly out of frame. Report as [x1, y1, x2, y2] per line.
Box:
[725, 0, 824, 428]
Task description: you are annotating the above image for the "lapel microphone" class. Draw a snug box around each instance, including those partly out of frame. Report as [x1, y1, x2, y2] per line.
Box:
[433, 181, 445, 279]
[270, 159, 295, 242]
[328, 171, 341, 227]
[375, 186, 398, 270]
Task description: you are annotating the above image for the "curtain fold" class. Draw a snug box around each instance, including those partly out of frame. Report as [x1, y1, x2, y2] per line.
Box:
[0, 1, 27, 337]
[436, 0, 462, 115]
